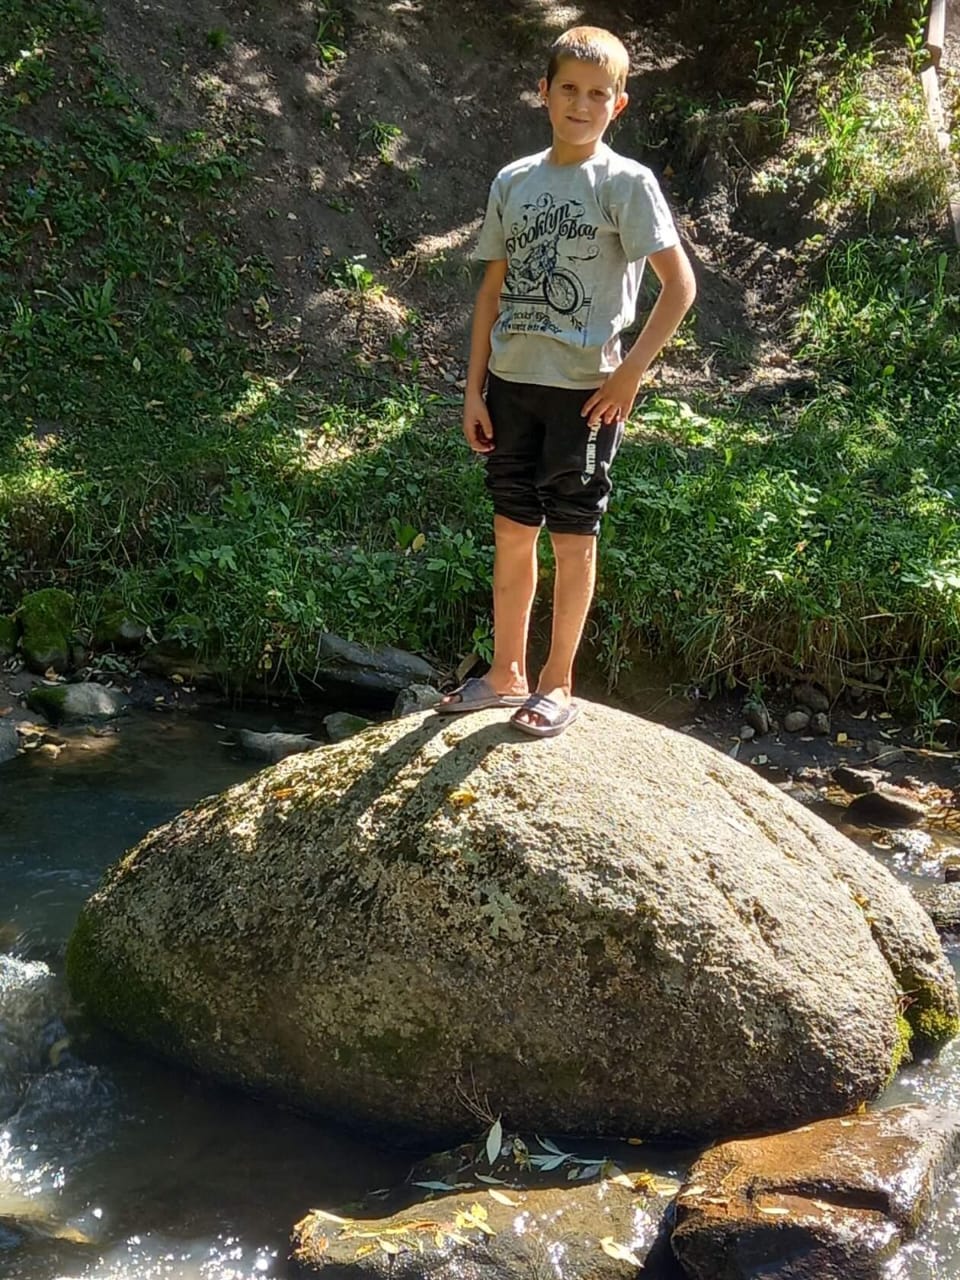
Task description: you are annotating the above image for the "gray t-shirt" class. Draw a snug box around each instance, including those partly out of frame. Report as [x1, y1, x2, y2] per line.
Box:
[473, 143, 679, 389]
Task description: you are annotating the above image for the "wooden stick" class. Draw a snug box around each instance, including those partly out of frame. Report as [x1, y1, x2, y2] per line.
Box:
[927, 0, 946, 67]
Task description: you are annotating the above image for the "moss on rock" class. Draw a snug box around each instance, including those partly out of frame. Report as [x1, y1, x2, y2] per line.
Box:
[20, 588, 75, 674]
[899, 966, 960, 1051]
[26, 685, 68, 724]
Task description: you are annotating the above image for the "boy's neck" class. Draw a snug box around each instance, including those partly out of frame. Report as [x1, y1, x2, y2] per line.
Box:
[548, 136, 607, 165]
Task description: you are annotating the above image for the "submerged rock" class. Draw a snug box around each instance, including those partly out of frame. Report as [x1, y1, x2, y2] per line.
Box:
[671, 1104, 960, 1280]
[19, 589, 75, 675]
[237, 729, 320, 763]
[292, 1172, 679, 1280]
[844, 790, 926, 830]
[66, 702, 958, 1145]
[27, 682, 128, 726]
[323, 712, 371, 742]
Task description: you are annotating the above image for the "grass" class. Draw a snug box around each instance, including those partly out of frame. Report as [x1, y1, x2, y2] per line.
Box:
[2, 0, 960, 710]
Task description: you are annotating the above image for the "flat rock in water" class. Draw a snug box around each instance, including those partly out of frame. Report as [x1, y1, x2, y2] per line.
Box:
[65, 702, 958, 1145]
[671, 1104, 960, 1280]
[237, 729, 320, 763]
[832, 765, 882, 795]
[293, 1174, 679, 1280]
[844, 790, 926, 829]
[26, 682, 128, 725]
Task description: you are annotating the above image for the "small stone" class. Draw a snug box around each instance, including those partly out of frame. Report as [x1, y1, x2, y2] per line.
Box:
[792, 680, 831, 713]
[742, 700, 770, 736]
[810, 712, 831, 736]
[832, 765, 882, 795]
[783, 710, 811, 733]
[739, 725, 755, 741]
[844, 789, 926, 829]
[393, 683, 443, 717]
[866, 738, 907, 765]
[323, 711, 371, 743]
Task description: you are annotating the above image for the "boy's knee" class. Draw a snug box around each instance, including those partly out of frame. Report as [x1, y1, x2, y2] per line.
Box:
[550, 530, 598, 558]
[494, 513, 542, 542]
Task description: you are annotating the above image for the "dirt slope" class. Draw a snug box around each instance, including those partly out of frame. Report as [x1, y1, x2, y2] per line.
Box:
[94, 0, 796, 393]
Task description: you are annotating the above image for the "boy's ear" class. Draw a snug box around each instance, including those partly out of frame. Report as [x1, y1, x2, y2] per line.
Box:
[538, 75, 548, 102]
[613, 91, 629, 118]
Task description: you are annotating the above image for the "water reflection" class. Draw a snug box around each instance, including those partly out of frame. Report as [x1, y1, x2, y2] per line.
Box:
[2, 707, 960, 1278]
[0, 711, 407, 1280]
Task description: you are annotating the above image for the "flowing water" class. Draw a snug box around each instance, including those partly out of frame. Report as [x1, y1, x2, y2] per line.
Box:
[1, 707, 959, 1279]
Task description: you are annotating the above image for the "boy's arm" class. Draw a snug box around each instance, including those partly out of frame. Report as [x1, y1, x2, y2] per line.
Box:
[463, 259, 508, 454]
[582, 243, 697, 427]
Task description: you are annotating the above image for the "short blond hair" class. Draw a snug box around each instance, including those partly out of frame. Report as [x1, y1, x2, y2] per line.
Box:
[546, 26, 629, 95]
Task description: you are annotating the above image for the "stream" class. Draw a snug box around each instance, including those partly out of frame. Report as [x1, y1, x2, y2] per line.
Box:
[1, 705, 960, 1279]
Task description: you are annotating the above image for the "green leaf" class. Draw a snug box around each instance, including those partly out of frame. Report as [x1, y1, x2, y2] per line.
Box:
[485, 1117, 503, 1166]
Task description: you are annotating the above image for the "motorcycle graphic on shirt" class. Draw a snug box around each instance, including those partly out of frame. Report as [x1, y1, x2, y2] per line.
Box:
[499, 192, 598, 340]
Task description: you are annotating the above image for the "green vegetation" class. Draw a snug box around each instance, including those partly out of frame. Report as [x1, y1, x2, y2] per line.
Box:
[1, 0, 959, 710]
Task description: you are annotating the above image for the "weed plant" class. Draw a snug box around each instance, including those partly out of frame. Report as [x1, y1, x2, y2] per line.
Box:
[2, 0, 960, 709]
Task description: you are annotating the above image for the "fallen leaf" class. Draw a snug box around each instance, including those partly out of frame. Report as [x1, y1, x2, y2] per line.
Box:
[599, 1237, 643, 1267]
[448, 785, 478, 808]
[488, 1189, 520, 1207]
[758, 1206, 790, 1217]
[378, 1238, 401, 1255]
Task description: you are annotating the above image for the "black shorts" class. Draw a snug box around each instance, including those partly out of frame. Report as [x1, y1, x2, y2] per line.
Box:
[484, 373, 624, 536]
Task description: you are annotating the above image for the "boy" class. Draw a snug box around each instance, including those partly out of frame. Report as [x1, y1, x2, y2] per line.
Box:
[438, 26, 696, 737]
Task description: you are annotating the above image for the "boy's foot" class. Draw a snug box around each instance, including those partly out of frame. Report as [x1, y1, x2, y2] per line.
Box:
[511, 692, 579, 738]
[435, 676, 528, 716]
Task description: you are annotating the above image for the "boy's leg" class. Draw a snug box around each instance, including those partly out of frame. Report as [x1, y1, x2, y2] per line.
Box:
[515, 531, 595, 719]
[485, 515, 540, 696]
[514, 395, 623, 728]
[441, 376, 544, 707]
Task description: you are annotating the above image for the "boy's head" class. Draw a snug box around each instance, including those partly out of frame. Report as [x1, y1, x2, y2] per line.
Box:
[539, 27, 629, 155]
[545, 26, 629, 97]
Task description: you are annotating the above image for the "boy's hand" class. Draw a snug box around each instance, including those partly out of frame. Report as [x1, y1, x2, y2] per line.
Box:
[463, 388, 494, 453]
[581, 366, 643, 427]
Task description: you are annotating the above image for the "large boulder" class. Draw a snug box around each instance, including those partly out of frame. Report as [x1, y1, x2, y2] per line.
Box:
[671, 1104, 960, 1279]
[66, 703, 958, 1144]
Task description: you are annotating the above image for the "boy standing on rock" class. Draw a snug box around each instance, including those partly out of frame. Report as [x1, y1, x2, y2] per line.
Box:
[438, 25, 696, 737]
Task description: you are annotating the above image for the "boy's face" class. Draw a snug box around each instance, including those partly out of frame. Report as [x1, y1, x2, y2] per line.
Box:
[539, 57, 628, 157]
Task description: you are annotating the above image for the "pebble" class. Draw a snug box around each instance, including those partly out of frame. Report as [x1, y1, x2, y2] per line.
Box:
[783, 710, 811, 733]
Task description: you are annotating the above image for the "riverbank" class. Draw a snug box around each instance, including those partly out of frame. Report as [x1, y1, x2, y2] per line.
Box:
[2, 0, 960, 716]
